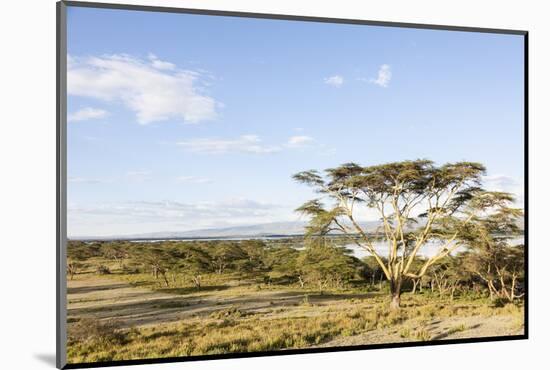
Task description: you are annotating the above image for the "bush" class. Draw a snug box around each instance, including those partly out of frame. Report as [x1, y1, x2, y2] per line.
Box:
[492, 297, 510, 308]
[122, 265, 140, 274]
[68, 317, 126, 345]
[413, 327, 431, 341]
[96, 265, 111, 274]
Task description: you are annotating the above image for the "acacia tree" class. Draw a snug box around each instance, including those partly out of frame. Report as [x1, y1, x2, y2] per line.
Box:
[178, 244, 212, 289]
[293, 159, 520, 309]
[103, 243, 129, 269]
[424, 256, 468, 301]
[208, 242, 248, 275]
[131, 245, 173, 287]
[296, 237, 358, 293]
[264, 245, 300, 284]
[460, 207, 524, 301]
[362, 255, 387, 289]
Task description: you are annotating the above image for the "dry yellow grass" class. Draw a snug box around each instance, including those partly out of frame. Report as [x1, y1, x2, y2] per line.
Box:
[66, 271, 524, 364]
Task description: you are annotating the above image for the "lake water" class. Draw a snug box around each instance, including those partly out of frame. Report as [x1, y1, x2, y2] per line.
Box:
[126, 235, 524, 259]
[344, 236, 524, 258]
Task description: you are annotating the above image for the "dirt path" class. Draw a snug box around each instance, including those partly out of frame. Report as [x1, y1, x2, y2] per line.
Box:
[316, 314, 523, 347]
[67, 274, 370, 329]
[68, 274, 523, 346]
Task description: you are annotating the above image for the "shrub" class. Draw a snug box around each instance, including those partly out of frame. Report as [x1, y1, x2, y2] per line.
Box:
[413, 327, 431, 341]
[399, 327, 411, 338]
[96, 265, 111, 275]
[68, 317, 126, 345]
[447, 323, 466, 335]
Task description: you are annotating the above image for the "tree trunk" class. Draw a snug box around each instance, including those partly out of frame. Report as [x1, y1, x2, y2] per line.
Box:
[390, 292, 401, 310]
[298, 276, 305, 288]
[389, 278, 402, 310]
[411, 279, 419, 294]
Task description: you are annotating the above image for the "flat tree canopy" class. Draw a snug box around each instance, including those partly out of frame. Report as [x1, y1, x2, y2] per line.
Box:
[293, 159, 522, 309]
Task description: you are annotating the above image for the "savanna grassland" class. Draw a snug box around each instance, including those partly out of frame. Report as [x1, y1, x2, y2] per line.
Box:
[66, 238, 524, 364]
[66, 160, 525, 364]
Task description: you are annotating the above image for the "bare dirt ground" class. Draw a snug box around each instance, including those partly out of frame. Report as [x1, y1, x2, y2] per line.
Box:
[68, 274, 523, 344]
[67, 274, 372, 328]
[317, 314, 523, 347]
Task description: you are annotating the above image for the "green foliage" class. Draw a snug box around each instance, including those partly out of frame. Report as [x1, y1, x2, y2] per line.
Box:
[293, 159, 523, 308]
[297, 238, 359, 291]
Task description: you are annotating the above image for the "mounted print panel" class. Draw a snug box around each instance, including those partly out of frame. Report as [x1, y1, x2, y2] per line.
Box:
[57, 1, 527, 368]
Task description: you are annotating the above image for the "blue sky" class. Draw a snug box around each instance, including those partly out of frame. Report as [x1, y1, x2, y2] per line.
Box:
[66, 6, 525, 237]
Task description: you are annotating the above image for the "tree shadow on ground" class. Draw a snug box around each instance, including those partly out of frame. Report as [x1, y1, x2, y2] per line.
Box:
[68, 283, 131, 295]
[431, 323, 482, 340]
[156, 285, 230, 295]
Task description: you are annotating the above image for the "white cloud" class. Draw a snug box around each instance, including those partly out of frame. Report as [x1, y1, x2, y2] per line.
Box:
[69, 199, 280, 220]
[147, 53, 176, 71]
[68, 198, 285, 237]
[68, 107, 108, 122]
[177, 134, 323, 154]
[370, 64, 392, 87]
[68, 54, 218, 124]
[483, 175, 524, 205]
[177, 135, 281, 154]
[176, 176, 212, 184]
[324, 75, 344, 87]
[286, 135, 314, 148]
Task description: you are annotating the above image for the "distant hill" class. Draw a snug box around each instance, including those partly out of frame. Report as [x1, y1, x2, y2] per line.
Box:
[71, 217, 524, 241]
[72, 220, 383, 241]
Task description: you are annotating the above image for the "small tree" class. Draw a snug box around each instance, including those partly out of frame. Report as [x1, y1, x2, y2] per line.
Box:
[103, 242, 129, 269]
[208, 242, 248, 275]
[461, 208, 524, 302]
[293, 159, 520, 309]
[132, 245, 173, 287]
[296, 238, 357, 293]
[361, 256, 387, 289]
[264, 245, 300, 284]
[424, 256, 468, 301]
[67, 259, 82, 280]
[179, 244, 212, 289]
[67, 241, 101, 279]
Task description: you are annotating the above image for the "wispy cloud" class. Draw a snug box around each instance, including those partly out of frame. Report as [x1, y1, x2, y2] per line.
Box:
[286, 135, 314, 148]
[68, 54, 219, 124]
[177, 135, 281, 154]
[370, 64, 392, 88]
[68, 198, 285, 236]
[176, 176, 212, 184]
[324, 75, 344, 88]
[147, 53, 176, 71]
[483, 175, 524, 205]
[177, 134, 324, 155]
[68, 107, 108, 122]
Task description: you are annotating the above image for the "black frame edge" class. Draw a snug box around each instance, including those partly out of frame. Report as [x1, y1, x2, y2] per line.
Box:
[523, 32, 529, 339]
[61, 0, 528, 36]
[57, 1, 68, 369]
[63, 335, 527, 369]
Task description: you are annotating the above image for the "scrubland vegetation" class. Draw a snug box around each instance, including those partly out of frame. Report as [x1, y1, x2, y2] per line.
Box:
[66, 160, 525, 364]
[67, 236, 524, 363]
